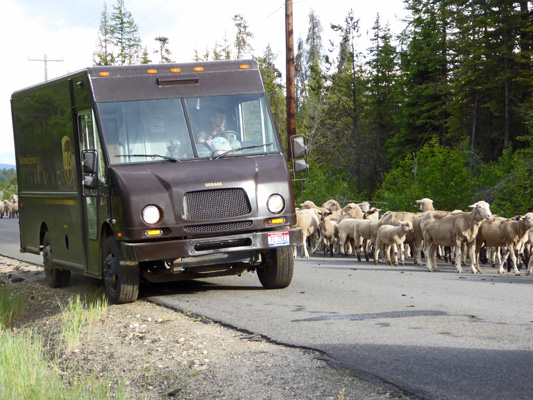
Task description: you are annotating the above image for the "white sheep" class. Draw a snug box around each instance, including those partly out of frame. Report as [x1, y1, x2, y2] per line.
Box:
[339, 203, 364, 221]
[416, 198, 435, 211]
[293, 209, 320, 258]
[475, 214, 533, 276]
[317, 210, 339, 257]
[0, 200, 4, 218]
[379, 211, 424, 265]
[3, 200, 18, 218]
[374, 221, 415, 267]
[322, 199, 341, 212]
[353, 218, 384, 262]
[337, 218, 366, 257]
[357, 201, 371, 213]
[421, 201, 492, 273]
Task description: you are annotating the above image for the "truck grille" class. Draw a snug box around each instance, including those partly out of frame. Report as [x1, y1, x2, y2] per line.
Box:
[182, 188, 251, 221]
[184, 221, 253, 233]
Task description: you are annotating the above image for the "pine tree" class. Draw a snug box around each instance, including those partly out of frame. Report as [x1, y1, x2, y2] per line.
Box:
[233, 14, 254, 59]
[154, 36, 173, 63]
[109, 0, 142, 65]
[93, 2, 115, 66]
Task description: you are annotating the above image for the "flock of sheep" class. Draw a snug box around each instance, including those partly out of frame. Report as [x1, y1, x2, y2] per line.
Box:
[0, 195, 19, 218]
[293, 198, 533, 277]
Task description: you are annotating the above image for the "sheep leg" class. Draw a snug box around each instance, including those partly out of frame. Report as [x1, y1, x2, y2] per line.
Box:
[497, 249, 511, 274]
[374, 241, 380, 265]
[526, 255, 533, 276]
[508, 248, 520, 276]
[392, 243, 399, 267]
[430, 244, 439, 272]
[454, 244, 465, 273]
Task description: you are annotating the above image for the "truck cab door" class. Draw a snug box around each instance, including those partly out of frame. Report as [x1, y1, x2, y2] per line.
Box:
[78, 110, 104, 276]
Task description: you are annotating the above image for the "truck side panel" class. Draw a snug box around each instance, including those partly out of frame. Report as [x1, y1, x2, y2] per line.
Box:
[12, 77, 87, 271]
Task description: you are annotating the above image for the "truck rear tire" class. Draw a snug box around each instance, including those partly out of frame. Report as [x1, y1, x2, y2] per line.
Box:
[257, 246, 294, 289]
[102, 237, 140, 304]
[43, 232, 71, 288]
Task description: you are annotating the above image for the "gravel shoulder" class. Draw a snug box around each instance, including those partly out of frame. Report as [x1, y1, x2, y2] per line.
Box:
[1, 255, 413, 400]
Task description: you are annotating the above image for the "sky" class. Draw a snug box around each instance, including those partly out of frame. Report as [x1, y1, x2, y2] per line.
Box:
[0, 0, 408, 165]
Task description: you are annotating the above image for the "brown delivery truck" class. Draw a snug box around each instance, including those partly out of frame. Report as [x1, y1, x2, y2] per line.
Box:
[11, 60, 307, 303]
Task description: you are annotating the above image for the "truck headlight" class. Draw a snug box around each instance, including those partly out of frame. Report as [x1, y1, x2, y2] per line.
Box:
[267, 194, 285, 214]
[142, 205, 161, 225]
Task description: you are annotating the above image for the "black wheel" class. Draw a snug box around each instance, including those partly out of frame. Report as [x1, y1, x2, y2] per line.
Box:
[43, 232, 71, 288]
[257, 246, 294, 289]
[102, 236, 139, 304]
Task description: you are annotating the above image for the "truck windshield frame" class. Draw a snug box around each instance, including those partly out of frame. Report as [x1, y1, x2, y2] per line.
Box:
[97, 93, 280, 164]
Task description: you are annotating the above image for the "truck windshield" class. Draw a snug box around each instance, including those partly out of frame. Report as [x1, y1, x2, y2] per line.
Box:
[97, 93, 280, 164]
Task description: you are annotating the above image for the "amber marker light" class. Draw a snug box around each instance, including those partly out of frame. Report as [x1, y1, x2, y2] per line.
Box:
[99, 72, 110, 77]
[240, 64, 250, 69]
[146, 229, 163, 237]
[147, 69, 157, 74]
[117, 232, 123, 238]
[194, 66, 204, 72]
[170, 68, 181, 73]
[265, 218, 285, 226]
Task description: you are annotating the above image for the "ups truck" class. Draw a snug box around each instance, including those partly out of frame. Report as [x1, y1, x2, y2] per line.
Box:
[11, 60, 307, 303]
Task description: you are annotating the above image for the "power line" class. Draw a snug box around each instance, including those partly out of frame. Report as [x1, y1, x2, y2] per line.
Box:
[28, 54, 64, 82]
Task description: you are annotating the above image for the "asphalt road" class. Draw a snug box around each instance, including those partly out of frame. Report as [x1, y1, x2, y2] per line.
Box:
[1, 217, 532, 399]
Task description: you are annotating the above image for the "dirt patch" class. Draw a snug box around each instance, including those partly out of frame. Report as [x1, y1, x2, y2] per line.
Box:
[1, 255, 412, 400]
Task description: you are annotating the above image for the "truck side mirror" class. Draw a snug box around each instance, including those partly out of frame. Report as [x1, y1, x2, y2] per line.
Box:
[83, 174, 99, 189]
[290, 135, 309, 182]
[291, 136, 307, 159]
[82, 150, 97, 174]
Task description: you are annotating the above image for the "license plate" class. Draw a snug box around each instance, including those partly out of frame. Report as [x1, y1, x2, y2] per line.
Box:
[268, 231, 290, 247]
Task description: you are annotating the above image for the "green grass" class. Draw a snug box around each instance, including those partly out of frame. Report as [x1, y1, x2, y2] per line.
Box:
[0, 284, 26, 327]
[0, 286, 123, 399]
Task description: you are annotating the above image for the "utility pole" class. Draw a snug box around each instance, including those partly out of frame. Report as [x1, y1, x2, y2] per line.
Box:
[285, 0, 296, 159]
[28, 53, 64, 82]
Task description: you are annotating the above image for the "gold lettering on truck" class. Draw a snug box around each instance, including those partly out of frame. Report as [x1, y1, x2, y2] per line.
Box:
[205, 182, 222, 187]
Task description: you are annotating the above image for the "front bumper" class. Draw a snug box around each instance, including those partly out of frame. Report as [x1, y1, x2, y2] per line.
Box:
[120, 228, 302, 263]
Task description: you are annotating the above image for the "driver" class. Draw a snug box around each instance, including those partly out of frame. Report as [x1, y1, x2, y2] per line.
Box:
[205, 108, 227, 141]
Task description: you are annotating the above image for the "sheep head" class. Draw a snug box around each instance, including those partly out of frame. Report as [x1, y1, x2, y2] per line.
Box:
[469, 201, 492, 220]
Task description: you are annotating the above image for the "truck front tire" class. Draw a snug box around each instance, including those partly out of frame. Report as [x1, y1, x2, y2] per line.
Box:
[257, 246, 294, 289]
[102, 237, 140, 304]
[43, 232, 71, 288]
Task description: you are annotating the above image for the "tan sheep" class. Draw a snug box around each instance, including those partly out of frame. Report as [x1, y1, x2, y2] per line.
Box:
[293, 209, 320, 258]
[317, 210, 339, 257]
[374, 221, 415, 267]
[421, 201, 492, 273]
[475, 214, 533, 276]
[379, 211, 424, 265]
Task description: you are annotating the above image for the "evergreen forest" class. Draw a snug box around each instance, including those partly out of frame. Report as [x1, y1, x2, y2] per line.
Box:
[95, 0, 533, 216]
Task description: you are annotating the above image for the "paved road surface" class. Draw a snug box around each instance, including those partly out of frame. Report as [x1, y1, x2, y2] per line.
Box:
[2, 217, 532, 399]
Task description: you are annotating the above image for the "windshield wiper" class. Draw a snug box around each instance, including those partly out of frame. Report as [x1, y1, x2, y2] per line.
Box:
[212, 143, 274, 160]
[115, 154, 181, 163]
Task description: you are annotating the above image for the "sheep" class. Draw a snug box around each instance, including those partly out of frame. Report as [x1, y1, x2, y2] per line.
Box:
[322, 199, 342, 212]
[364, 208, 381, 220]
[292, 209, 320, 258]
[475, 214, 533, 276]
[339, 203, 364, 221]
[416, 198, 435, 211]
[379, 211, 424, 265]
[317, 210, 339, 257]
[374, 221, 415, 267]
[3, 200, 18, 218]
[337, 218, 366, 257]
[524, 229, 533, 276]
[0, 200, 4, 218]
[420, 201, 492, 273]
[353, 218, 384, 262]
[357, 201, 371, 213]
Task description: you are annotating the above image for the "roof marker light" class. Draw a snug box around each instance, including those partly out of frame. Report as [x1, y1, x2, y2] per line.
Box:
[99, 72, 110, 77]
[170, 68, 181, 73]
[147, 69, 157, 74]
[194, 66, 204, 72]
[240, 64, 250, 69]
